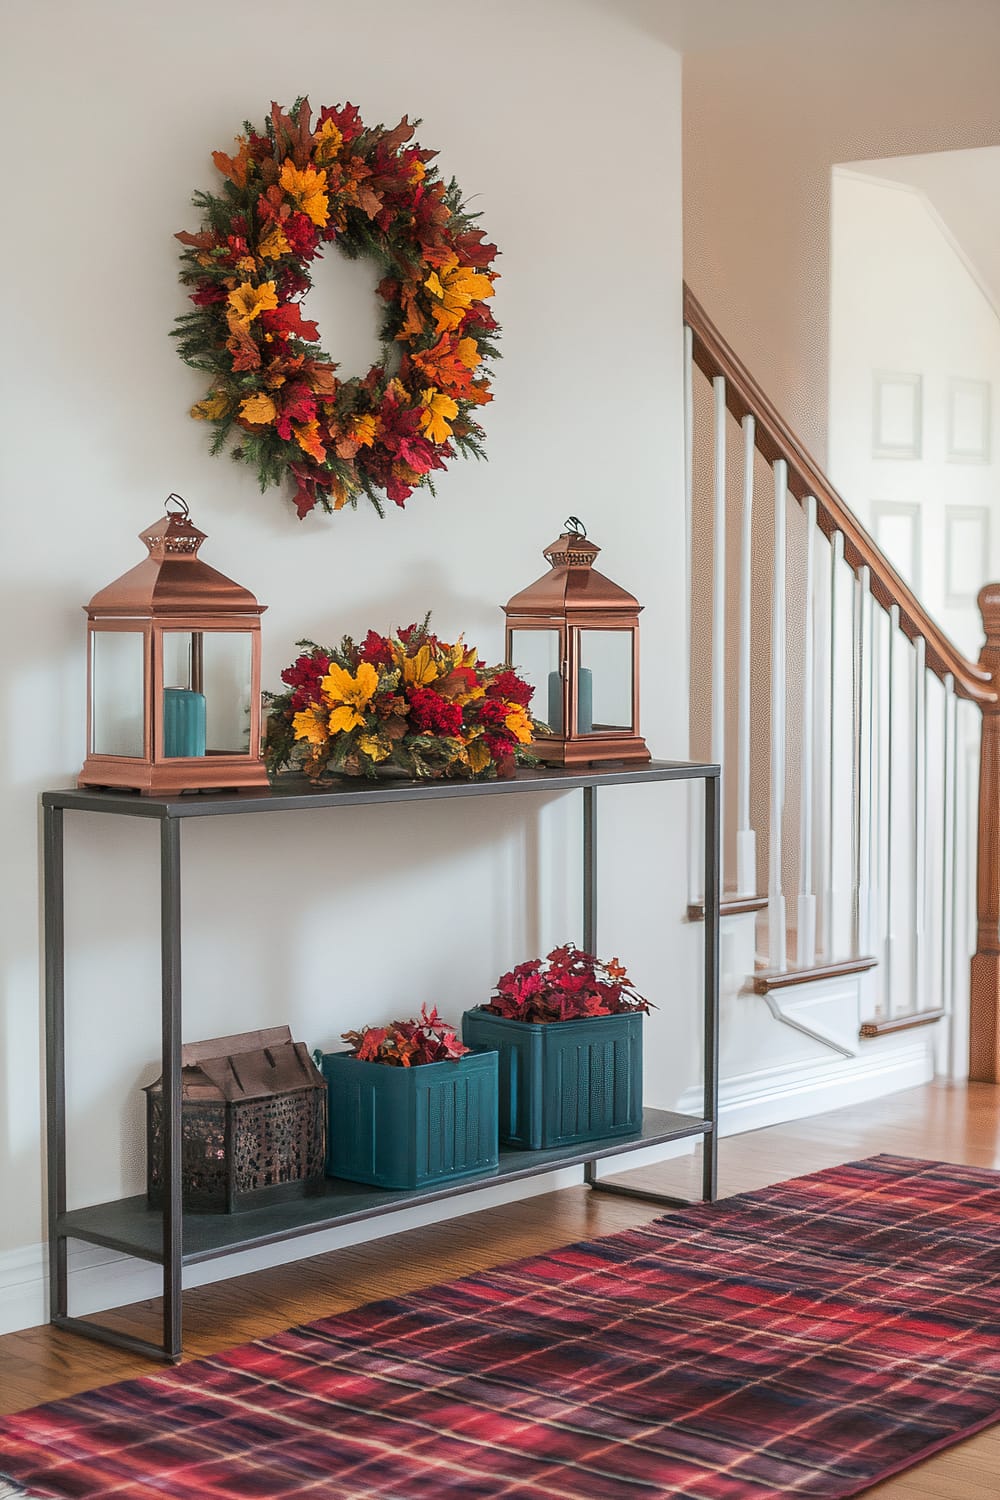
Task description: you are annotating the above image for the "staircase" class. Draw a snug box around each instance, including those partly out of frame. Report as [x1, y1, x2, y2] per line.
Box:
[682, 286, 1000, 1094]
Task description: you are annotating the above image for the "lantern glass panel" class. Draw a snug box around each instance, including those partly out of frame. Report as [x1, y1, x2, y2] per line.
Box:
[91, 630, 145, 757]
[577, 629, 634, 733]
[162, 631, 253, 757]
[508, 628, 561, 732]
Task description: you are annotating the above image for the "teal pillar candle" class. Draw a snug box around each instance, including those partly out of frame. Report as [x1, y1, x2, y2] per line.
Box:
[163, 688, 206, 758]
[547, 667, 593, 735]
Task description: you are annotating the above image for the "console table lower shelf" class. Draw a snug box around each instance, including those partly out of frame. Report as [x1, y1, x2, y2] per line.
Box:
[54, 1107, 711, 1351]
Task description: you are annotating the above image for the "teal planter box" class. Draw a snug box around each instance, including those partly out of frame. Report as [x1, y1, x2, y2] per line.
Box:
[462, 1008, 643, 1150]
[321, 1049, 499, 1189]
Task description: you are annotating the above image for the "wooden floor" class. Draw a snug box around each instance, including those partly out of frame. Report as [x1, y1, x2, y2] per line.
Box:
[4, 1080, 1000, 1495]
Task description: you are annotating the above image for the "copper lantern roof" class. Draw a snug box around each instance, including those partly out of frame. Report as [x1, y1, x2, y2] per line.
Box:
[85, 495, 266, 618]
[504, 519, 641, 616]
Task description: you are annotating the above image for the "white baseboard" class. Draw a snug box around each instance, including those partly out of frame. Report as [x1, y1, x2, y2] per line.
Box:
[678, 1035, 935, 1135]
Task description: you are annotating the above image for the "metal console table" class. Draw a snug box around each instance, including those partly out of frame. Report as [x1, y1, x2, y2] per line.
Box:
[43, 759, 720, 1363]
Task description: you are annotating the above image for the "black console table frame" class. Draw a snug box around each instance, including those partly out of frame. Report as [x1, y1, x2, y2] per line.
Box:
[42, 759, 720, 1363]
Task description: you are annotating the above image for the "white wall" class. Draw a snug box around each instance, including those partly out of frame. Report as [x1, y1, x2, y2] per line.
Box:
[829, 169, 1000, 660]
[683, 21, 1000, 464]
[0, 2, 688, 1331]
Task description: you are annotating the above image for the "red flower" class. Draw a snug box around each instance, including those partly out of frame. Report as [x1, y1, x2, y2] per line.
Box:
[408, 686, 463, 738]
[190, 282, 228, 306]
[359, 630, 395, 668]
[487, 669, 534, 707]
[280, 648, 331, 710]
[283, 212, 320, 257]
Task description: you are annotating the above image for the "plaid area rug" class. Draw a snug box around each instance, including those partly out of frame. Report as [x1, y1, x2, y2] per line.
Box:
[4, 1155, 1000, 1499]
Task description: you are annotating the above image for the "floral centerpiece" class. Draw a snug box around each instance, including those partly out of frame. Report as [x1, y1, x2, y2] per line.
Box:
[342, 1004, 469, 1066]
[486, 943, 652, 1023]
[265, 617, 538, 782]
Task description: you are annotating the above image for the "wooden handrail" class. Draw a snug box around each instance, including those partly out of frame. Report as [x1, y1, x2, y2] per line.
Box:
[683, 284, 994, 706]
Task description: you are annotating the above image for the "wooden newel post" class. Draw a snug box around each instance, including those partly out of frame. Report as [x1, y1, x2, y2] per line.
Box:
[970, 583, 1000, 1082]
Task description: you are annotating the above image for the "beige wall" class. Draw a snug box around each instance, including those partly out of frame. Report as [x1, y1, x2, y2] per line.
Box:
[684, 19, 1000, 464]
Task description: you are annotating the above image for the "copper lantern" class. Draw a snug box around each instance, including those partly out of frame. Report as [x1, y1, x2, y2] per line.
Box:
[79, 495, 269, 795]
[504, 518, 649, 767]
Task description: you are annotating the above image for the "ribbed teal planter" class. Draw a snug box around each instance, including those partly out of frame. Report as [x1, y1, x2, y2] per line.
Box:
[461, 1009, 643, 1150]
[320, 1049, 499, 1190]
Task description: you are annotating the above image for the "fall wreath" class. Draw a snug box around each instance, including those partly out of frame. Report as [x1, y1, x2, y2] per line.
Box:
[173, 99, 499, 519]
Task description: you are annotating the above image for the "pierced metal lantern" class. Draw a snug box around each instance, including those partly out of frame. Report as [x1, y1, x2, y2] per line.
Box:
[503, 518, 649, 767]
[79, 494, 269, 795]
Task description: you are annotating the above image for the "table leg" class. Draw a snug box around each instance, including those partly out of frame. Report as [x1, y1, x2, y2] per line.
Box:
[44, 805, 68, 1325]
[703, 772, 721, 1202]
[161, 817, 183, 1362]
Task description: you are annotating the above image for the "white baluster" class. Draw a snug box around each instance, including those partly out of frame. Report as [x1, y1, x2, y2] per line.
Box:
[797, 496, 818, 966]
[855, 565, 872, 964]
[712, 374, 727, 891]
[736, 414, 756, 897]
[684, 325, 701, 907]
[768, 459, 788, 970]
[941, 676, 957, 1074]
[821, 530, 843, 956]
[869, 599, 883, 1015]
[883, 605, 901, 1014]
[912, 637, 927, 1019]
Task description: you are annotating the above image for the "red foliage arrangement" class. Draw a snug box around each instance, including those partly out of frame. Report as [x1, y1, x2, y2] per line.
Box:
[342, 1004, 470, 1067]
[486, 943, 652, 1025]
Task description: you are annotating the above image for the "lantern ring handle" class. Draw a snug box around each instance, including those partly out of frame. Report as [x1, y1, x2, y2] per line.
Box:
[564, 515, 587, 538]
[165, 493, 190, 519]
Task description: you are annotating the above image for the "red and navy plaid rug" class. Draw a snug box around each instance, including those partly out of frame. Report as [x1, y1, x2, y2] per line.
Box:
[4, 1154, 1000, 1498]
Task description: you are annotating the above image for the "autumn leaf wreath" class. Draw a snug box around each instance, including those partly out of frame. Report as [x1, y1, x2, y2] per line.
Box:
[173, 98, 500, 520]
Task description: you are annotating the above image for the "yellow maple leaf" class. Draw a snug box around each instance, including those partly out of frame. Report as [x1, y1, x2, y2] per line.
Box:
[466, 738, 492, 773]
[278, 159, 329, 227]
[456, 336, 481, 370]
[239, 392, 277, 424]
[328, 703, 365, 734]
[419, 388, 459, 444]
[423, 255, 494, 332]
[349, 413, 379, 447]
[190, 391, 230, 422]
[504, 704, 533, 744]
[227, 281, 278, 326]
[358, 733, 391, 762]
[259, 223, 291, 260]
[292, 706, 329, 746]
[293, 419, 327, 463]
[402, 645, 440, 688]
[314, 118, 343, 164]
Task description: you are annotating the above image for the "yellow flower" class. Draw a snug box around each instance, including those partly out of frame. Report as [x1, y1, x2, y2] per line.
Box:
[321, 661, 379, 735]
[402, 645, 440, 687]
[419, 388, 459, 444]
[504, 704, 533, 744]
[278, 159, 329, 227]
[423, 255, 494, 332]
[227, 281, 278, 326]
[259, 223, 291, 260]
[358, 733, 391, 763]
[292, 705, 330, 746]
[190, 391, 230, 421]
[239, 392, 277, 424]
[349, 413, 378, 447]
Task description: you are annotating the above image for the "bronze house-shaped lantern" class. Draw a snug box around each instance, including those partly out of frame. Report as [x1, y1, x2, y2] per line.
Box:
[145, 1027, 326, 1214]
[79, 495, 268, 795]
[504, 520, 650, 766]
